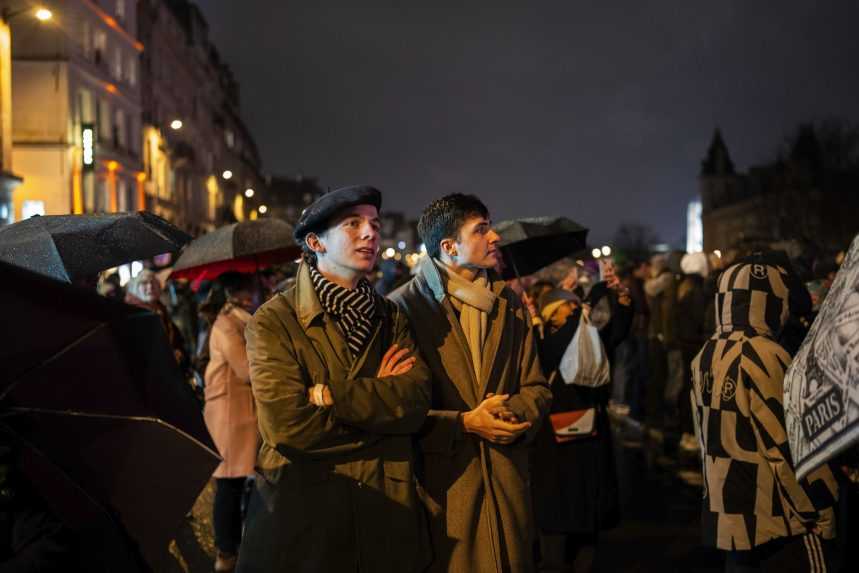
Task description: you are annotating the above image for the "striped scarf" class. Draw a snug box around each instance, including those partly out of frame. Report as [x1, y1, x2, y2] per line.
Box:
[309, 265, 377, 356]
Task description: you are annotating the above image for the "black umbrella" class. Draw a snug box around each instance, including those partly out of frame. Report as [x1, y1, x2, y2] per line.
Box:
[495, 216, 589, 280]
[0, 261, 219, 571]
[171, 218, 300, 287]
[0, 212, 191, 283]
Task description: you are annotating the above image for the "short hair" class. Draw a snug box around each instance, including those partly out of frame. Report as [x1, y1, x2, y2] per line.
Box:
[218, 272, 256, 297]
[418, 194, 490, 259]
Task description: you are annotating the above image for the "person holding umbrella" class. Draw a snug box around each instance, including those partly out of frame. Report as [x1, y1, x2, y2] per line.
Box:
[390, 193, 551, 573]
[236, 186, 432, 573]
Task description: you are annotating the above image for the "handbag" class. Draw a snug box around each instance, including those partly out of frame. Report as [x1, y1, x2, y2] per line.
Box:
[549, 408, 597, 443]
[545, 372, 598, 443]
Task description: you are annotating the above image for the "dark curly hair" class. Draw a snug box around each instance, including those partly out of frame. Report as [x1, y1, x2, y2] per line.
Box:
[417, 194, 489, 259]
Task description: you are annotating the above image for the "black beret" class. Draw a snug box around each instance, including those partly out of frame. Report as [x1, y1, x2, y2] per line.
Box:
[293, 185, 382, 243]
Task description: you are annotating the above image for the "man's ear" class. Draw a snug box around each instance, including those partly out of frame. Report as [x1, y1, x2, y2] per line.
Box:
[306, 232, 326, 255]
[439, 238, 457, 258]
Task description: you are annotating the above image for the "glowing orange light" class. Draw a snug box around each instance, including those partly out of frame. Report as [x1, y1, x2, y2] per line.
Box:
[105, 83, 118, 94]
[136, 172, 146, 182]
[107, 161, 119, 171]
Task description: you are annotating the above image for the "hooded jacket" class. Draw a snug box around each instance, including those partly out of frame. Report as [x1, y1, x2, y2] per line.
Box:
[690, 261, 838, 551]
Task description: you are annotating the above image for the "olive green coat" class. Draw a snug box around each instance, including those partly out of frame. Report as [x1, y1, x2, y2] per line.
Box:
[236, 263, 432, 573]
[390, 259, 552, 573]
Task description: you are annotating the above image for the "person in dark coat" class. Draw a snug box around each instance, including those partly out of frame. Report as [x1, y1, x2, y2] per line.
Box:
[236, 186, 432, 573]
[531, 282, 633, 573]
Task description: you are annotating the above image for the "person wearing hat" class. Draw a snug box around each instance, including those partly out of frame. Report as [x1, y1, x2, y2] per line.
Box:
[531, 285, 632, 573]
[389, 193, 551, 573]
[236, 186, 432, 573]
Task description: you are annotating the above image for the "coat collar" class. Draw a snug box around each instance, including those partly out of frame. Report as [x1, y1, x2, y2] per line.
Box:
[418, 257, 507, 302]
[294, 261, 388, 330]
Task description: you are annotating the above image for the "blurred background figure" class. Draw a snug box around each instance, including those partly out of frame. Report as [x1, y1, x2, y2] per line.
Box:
[125, 270, 188, 369]
[203, 272, 260, 573]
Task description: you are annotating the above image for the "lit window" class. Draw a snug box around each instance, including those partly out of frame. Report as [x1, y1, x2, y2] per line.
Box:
[112, 47, 123, 80]
[94, 31, 107, 65]
[126, 56, 136, 86]
[22, 200, 46, 219]
[225, 129, 235, 149]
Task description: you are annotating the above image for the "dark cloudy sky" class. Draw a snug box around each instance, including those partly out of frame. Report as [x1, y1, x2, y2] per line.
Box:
[196, 1, 859, 245]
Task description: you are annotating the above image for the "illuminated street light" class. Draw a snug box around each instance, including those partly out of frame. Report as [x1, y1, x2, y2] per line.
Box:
[397, 241, 406, 250]
[170, 119, 183, 130]
[601, 245, 612, 257]
[34, 8, 52, 21]
[222, 170, 233, 180]
[384, 247, 396, 259]
[258, 205, 268, 214]
[591, 248, 602, 258]
[244, 188, 254, 198]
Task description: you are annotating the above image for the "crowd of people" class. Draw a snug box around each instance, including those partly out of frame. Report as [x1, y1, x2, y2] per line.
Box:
[12, 185, 855, 573]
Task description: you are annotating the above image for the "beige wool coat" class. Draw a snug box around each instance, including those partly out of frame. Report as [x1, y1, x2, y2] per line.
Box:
[203, 304, 259, 478]
[390, 259, 552, 573]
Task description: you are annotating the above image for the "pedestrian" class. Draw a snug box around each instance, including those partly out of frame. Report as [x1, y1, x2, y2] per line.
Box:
[673, 252, 710, 454]
[390, 193, 552, 573]
[235, 186, 432, 573]
[203, 272, 261, 572]
[531, 282, 632, 573]
[643, 254, 676, 437]
[125, 269, 187, 367]
[690, 257, 839, 572]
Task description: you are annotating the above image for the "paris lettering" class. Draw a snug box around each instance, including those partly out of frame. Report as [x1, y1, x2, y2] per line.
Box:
[801, 387, 844, 441]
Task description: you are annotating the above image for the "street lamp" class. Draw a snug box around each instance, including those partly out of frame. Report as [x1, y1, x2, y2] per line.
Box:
[591, 248, 602, 258]
[601, 245, 612, 257]
[258, 204, 268, 214]
[170, 119, 183, 130]
[2, 5, 53, 23]
[244, 188, 254, 198]
[222, 170, 232, 180]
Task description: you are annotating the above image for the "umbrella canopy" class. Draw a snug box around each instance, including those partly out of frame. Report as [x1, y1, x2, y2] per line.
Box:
[171, 218, 300, 288]
[0, 212, 191, 283]
[0, 260, 219, 571]
[495, 216, 589, 280]
[784, 233, 859, 479]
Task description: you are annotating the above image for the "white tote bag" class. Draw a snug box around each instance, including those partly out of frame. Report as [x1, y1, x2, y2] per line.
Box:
[559, 314, 611, 388]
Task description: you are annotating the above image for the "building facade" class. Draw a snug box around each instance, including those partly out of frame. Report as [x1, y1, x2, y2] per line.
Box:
[8, 0, 144, 222]
[700, 127, 859, 253]
[138, 0, 264, 234]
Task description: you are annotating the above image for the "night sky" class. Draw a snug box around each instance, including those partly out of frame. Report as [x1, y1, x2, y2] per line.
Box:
[196, 1, 859, 245]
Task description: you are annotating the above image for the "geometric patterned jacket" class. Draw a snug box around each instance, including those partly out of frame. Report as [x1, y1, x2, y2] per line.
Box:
[691, 261, 838, 550]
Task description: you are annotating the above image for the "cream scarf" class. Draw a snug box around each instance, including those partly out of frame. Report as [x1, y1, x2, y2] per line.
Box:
[434, 259, 497, 383]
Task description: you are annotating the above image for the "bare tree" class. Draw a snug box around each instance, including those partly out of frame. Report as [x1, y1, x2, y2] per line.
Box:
[613, 222, 661, 260]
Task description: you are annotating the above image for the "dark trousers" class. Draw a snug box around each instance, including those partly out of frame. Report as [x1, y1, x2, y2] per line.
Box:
[214, 477, 247, 554]
[725, 533, 832, 572]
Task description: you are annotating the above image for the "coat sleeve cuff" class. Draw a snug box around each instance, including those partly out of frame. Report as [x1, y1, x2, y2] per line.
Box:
[419, 410, 464, 455]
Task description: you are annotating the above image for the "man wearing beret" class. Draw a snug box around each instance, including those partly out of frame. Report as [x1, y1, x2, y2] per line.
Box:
[390, 193, 551, 573]
[236, 186, 432, 573]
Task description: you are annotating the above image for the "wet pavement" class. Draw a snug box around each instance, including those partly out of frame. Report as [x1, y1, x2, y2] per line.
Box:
[593, 417, 724, 572]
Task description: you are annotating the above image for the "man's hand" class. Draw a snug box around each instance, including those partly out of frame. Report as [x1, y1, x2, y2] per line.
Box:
[307, 384, 333, 407]
[376, 344, 416, 378]
[462, 394, 531, 444]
